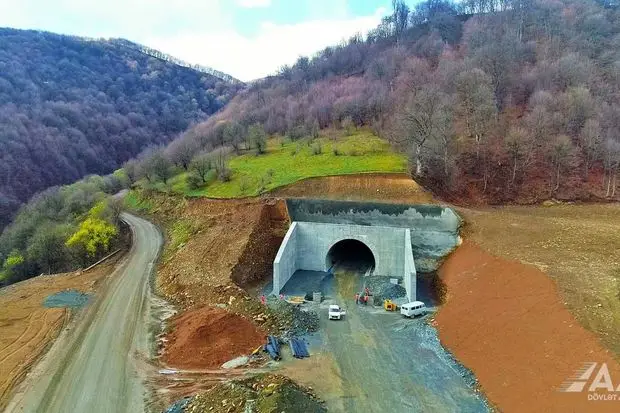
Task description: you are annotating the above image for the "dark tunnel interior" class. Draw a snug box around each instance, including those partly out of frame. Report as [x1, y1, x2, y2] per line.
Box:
[326, 239, 375, 273]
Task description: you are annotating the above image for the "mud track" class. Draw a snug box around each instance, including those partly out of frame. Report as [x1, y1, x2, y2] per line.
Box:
[6, 214, 162, 413]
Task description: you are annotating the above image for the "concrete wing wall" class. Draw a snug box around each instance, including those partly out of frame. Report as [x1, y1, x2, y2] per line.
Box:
[272, 222, 298, 295]
[404, 229, 417, 301]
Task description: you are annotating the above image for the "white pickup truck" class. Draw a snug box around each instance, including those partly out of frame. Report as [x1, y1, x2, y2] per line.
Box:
[328, 304, 346, 320]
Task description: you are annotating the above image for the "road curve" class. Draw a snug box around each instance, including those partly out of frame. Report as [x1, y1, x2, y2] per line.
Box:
[6, 213, 163, 413]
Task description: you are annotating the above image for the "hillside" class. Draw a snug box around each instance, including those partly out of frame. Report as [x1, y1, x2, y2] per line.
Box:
[0, 28, 241, 228]
[146, 0, 620, 205]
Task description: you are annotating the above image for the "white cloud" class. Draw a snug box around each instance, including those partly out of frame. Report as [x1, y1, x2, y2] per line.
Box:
[236, 0, 271, 8]
[0, 0, 387, 82]
[145, 8, 386, 81]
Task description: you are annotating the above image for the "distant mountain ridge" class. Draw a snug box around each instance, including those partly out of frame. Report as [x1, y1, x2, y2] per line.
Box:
[0, 27, 241, 227]
[106, 38, 243, 84]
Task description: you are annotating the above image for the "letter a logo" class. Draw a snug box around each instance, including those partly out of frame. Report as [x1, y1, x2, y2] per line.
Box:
[559, 362, 598, 392]
[589, 363, 614, 392]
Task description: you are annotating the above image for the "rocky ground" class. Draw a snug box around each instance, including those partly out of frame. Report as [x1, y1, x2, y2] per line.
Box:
[183, 374, 326, 413]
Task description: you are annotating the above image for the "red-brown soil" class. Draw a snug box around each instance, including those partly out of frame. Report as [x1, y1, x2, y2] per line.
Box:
[436, 240, 620, 413]
[162, 307, 266, 369]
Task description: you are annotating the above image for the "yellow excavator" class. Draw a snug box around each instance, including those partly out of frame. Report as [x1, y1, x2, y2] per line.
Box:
[384, 299, 398, 311]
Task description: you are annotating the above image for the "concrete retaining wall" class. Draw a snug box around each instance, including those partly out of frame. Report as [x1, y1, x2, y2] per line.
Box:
[272, 222, 298, 294]
[404, 229, 416, 301]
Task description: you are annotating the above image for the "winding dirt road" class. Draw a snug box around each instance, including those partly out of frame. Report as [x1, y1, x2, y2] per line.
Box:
[6, 213, 162, 413]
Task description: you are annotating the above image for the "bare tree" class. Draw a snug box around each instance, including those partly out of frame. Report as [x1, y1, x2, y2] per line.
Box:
[578, 119, 601, 180]
[390, 85, 452, 177]
[167, 138, 197, 170]
[190, 152, 213, 183]
[550, 135, 573, 191]
[455, 68, 497, 159]
[392, 0, 410, 43]
[505, 126, 535, 185]
[602, 139, 620, 197]
[123, 159, 140, 184]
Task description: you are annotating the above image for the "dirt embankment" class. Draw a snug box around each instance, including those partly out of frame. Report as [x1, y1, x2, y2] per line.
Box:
[436, 240, 620, 413]
[0, 256, 123, 410]
[271, 173, 437, 204]
[460, 204, 620, 355]
[162, 307, 265, 369]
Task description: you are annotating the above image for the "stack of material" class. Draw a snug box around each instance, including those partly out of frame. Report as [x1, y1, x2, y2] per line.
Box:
[365, 276, 406, 305]
[264, 335, 281, 360]
[289, 337, 310, 359]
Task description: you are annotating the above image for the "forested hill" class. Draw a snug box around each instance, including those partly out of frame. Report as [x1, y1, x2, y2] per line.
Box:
[0, 28, 241, 227]
[158, 0, 620, 204]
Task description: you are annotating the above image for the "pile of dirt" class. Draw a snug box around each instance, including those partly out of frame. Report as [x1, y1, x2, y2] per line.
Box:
[162, 307, 266, 369]
[364, 276, 406, 304]
[435, 240, 620, 413]
[185, 374, 326, 413]
[267, 298, 320, 336]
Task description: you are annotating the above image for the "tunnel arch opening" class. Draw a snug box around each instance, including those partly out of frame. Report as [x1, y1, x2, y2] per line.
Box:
[326, 239, 375, 273]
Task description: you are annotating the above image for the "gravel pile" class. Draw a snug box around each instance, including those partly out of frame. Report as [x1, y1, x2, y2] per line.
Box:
[184, 374, 326, 413]
[267, 298, 320, 335]
[365, 276, 407, 304]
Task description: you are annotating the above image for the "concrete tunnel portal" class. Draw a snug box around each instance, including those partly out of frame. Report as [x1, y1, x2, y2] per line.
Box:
[271, 199, 463, 303]
[325, 239, 376, 273]
[272, 221, 417, 301]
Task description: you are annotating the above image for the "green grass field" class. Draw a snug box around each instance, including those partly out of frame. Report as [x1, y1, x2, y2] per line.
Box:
[161, 130, 407, 198]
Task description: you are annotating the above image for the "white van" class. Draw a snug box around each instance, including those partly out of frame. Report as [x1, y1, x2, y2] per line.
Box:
[400, 301, 427, 318]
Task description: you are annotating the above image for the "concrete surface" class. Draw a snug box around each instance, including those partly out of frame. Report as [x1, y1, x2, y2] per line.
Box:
[287, 199, 461, 272]
[6, 213, 162, 413]
[273, 221, 416, 300]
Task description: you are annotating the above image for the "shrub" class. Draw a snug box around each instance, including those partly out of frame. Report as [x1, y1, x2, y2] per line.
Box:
[311, 142, 323, 155]
[218, 167, 232, 182]
[333, 147, 341, 156]
[186, 172, 204, 190]
[239, 176, 251, 194]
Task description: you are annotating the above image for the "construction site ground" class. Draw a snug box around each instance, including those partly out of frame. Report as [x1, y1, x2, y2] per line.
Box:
[0, 255, 124, 410]
[279, 270, 488, 412]
[140, 176, 620, 413]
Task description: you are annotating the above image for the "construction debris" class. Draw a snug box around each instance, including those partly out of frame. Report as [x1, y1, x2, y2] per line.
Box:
[266, 298, 319, 336]
[183, 374, 326, 413]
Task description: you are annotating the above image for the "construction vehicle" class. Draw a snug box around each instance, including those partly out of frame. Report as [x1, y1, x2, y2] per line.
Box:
[384, 299, 398, 311]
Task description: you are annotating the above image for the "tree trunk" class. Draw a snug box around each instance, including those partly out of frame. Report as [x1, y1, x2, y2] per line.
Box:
[475, 134, 481, 160]
[415, 144, 422, 176]
[511, 156, 518, 184]
[554, 163, 561, 191]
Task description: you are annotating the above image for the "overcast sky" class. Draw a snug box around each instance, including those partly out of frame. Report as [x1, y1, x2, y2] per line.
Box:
[0, 0, 392, 81]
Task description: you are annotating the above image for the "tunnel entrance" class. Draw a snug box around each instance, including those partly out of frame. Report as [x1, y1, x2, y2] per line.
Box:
[326, 239, 375, 273]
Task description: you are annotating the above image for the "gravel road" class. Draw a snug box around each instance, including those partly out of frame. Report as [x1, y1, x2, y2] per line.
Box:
[6, 213, 162, 413]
